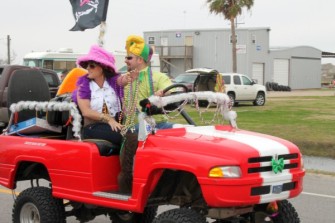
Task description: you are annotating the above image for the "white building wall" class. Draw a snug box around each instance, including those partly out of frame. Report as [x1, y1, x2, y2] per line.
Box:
[144, 29, 322, 89]
[270, 46, 322, 89]
[291, 58, 321, 89]
[145, 28, 270, 76]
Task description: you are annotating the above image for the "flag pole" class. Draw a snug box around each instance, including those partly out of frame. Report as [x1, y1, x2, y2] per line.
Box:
[98, 21, 106, 47]
[98, 0, 109, 47]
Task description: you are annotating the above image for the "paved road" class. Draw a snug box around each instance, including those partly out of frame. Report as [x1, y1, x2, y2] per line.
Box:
[1, 173, 334, 222]
[290, 173, 335, 223]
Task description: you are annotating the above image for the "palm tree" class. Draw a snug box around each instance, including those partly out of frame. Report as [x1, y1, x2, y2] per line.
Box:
[206, 0, 254, 73]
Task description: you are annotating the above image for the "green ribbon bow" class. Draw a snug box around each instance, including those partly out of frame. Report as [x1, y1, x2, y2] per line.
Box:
[271, 158, 284, 174]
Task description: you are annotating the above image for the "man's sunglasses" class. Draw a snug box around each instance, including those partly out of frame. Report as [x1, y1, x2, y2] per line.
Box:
[125, 56, 133, 60]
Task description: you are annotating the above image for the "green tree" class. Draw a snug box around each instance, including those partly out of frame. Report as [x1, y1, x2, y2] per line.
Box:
[206, 0, 254, 72]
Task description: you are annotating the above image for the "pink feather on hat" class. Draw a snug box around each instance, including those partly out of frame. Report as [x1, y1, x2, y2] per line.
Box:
[77, 45, 116, 72]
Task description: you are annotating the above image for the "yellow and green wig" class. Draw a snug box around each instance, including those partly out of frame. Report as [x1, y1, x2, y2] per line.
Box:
[126, 35, 151, 62]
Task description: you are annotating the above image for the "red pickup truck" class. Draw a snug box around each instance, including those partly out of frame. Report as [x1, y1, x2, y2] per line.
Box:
[0, 84, 305, 223]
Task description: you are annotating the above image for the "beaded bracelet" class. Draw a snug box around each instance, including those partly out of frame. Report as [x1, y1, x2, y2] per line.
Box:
[100, 113, 111, 123]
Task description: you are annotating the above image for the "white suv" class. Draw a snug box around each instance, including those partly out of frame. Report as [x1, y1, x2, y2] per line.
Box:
[186, 68, 267, 106]
[221, 73, 267, 106]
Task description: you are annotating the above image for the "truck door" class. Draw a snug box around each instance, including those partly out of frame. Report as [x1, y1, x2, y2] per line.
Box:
[241, 75, 257, 100]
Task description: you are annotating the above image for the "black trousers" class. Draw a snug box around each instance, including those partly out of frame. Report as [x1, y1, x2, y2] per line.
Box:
[118, 132, 138, 194]
[82, 122, 123, 146]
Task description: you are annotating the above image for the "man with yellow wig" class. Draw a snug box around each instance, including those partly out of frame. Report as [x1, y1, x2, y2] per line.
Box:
[124, 35, 174, 129]
[118, 35, 174, 194]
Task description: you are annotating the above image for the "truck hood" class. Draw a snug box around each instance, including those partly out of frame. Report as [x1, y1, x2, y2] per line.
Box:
[146, 125, 299, 160]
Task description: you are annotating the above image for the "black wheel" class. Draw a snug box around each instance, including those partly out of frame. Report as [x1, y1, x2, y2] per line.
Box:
[110, 206, 157, 223]
[253, 92, 265, 106]
[272, 83, 279, 91]
[198, 100, 209, 107]
[162, 83, 188, 95]
[227, 92, 235, 107]
[162, 83, 189, 108]
[153, 208, 206, 223]
[252, 200, 300, 223]
[272, 200, 300, 223]
[265, 82, 272, 91]
[162, 84, 196, 125]
[12, 187, 65, 223]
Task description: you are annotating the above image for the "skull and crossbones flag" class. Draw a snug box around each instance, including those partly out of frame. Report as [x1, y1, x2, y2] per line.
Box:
[69, 0, 109, 31]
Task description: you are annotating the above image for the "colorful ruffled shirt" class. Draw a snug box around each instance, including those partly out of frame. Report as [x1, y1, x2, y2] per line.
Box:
[89, 80, 121, 117]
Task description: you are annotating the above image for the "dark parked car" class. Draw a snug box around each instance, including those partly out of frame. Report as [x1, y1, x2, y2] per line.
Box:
[172, 73, 198, 92]
[0, 65, 60, 128]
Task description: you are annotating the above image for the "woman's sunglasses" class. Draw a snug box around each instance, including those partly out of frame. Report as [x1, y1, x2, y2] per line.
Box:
[85, 62, 98, 69]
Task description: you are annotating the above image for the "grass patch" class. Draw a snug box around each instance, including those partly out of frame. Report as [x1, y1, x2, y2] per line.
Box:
[306, 169, 335, 177]
[168, 95, 335, 159]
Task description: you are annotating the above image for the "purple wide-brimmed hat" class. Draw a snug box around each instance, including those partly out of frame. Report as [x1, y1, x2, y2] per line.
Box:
[77, 45, 116, 72]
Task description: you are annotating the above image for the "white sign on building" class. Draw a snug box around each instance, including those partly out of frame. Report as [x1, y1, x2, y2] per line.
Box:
[236, 45, 247, 54]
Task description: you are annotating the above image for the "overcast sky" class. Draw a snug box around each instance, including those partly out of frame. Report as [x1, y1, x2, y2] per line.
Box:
[1, 0, 335, 64]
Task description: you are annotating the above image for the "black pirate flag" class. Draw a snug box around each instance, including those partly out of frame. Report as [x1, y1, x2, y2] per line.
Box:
[69, 0, 109, 31]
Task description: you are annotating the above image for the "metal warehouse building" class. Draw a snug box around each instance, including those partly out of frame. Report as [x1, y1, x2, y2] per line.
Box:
[144, 27, 322, 89]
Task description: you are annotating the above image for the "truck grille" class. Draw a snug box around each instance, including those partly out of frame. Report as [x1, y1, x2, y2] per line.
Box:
[251, 182, 296, 196]
[247, 153, 299, 174]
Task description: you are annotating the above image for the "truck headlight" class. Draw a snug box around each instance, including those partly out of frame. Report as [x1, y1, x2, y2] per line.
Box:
[209, 166, 241, 178]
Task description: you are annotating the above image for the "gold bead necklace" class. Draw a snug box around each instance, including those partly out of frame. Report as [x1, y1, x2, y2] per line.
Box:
[121, 77, 140, 136]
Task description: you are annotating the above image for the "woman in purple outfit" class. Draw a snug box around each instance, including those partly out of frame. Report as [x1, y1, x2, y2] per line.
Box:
[72, 45, 129, 146]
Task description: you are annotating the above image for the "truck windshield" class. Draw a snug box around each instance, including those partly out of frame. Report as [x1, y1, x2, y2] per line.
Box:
[23, 59, 77, 73]
[23, 59, 41, 67]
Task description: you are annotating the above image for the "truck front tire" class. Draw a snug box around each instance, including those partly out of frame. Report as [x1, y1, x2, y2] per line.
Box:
[272, 200, 300, 223]
[12, 187, 65, 223]
[252, 200, 300, 223]
[153, 208, 206, 223]
[253, 92, 266, 106]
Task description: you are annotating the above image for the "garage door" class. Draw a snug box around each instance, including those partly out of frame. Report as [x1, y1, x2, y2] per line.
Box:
[252, 63, 264, 84]
[273, 59, 289, 85]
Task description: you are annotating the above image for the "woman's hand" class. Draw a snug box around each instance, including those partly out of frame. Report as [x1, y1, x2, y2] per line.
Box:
[108, 118, 123, 132]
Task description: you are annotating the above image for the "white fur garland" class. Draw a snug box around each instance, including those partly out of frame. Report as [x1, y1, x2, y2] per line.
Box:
[148, 91, 230, 107]
[148, 91, 238, 128]
[9, 101, 82, 139]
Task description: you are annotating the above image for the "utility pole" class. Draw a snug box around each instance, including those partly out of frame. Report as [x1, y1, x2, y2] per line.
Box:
[7, 35, 11, 65]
